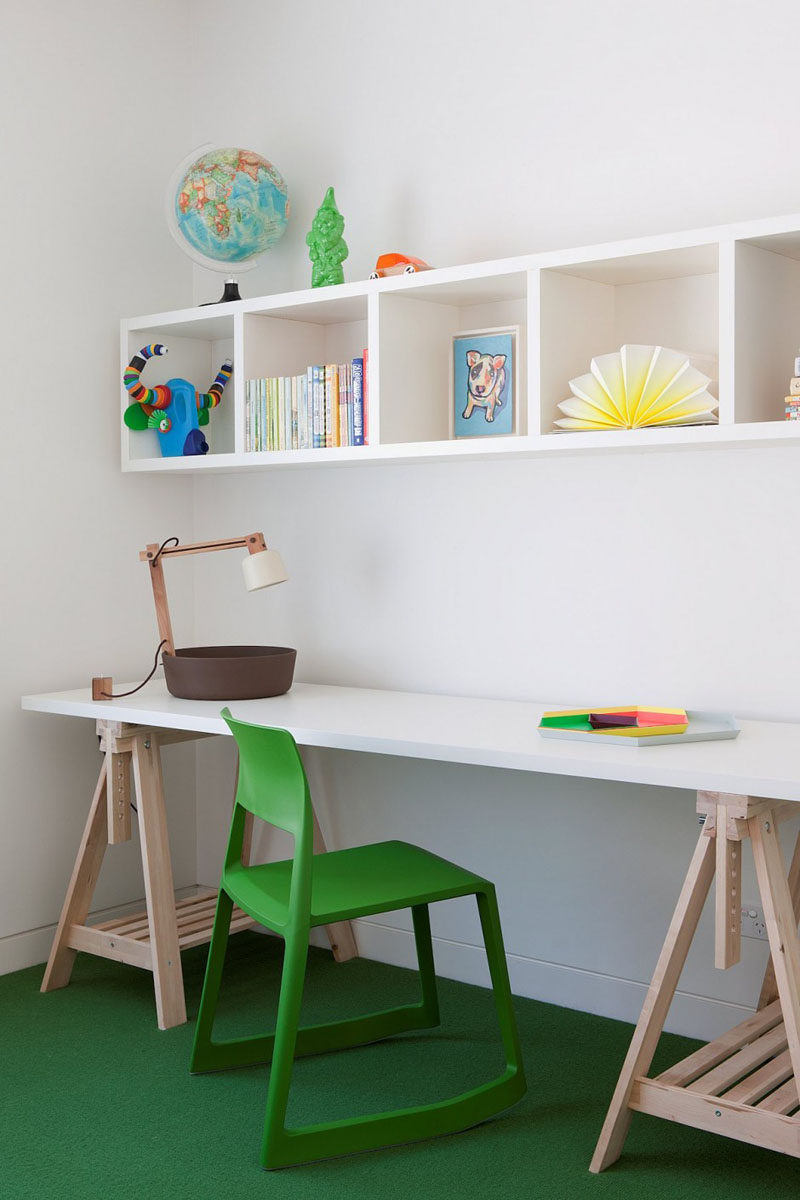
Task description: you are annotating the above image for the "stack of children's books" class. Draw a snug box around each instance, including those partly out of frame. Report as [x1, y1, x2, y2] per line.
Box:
[245, 354, 367, 451]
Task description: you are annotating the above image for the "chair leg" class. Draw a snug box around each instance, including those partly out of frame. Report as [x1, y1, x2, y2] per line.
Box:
[193, 891, 526, 1169]
[261, 930, 311, 1168]
[412, 903, 440, 1027]
[190, 889, 234, 1073]
[190, 912, 443, 1077]
[477, 886, 526, 1083]
[259, 889, 525, 1169]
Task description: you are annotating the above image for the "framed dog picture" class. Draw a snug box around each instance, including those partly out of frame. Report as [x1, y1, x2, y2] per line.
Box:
[451, 326, 518, 439]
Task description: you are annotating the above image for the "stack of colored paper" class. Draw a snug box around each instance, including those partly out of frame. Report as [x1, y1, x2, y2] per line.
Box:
[539, 707, 689, 738]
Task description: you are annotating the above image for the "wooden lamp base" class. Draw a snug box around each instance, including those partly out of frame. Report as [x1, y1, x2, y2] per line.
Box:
[92, 677, 113, 701]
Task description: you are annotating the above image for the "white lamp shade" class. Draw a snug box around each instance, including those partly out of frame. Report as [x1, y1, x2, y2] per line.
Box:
[242, 548, 288, 591]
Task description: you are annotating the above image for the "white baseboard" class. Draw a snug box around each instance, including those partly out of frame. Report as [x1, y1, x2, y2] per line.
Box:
[352, 918, 757, 1044]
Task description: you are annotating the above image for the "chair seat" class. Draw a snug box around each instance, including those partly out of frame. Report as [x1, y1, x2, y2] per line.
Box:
[224, 839, 489, 930]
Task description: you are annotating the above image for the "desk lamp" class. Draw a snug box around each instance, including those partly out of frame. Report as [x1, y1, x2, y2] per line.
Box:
[92, 532, 295, 702]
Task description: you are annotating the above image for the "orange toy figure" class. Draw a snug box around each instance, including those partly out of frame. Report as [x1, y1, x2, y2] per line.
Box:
[369, 253, 432, 279]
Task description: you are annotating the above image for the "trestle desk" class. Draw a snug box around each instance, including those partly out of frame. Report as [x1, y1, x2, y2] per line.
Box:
[21, 681, 800, 1169]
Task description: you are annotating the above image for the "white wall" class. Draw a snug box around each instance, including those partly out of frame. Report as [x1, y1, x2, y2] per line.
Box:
[185, 0, 800, 1039]
[1, 2, 196, 971]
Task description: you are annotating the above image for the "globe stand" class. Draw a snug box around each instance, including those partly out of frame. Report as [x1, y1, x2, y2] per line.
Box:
[201, 278, 242, 306]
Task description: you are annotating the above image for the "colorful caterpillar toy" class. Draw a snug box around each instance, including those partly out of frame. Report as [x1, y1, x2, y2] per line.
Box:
[123, 343, 233, 457]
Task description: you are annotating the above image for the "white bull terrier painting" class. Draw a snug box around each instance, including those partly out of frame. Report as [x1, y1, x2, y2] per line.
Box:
[452, 326, 517, 439]
[464, 351, 506, 422]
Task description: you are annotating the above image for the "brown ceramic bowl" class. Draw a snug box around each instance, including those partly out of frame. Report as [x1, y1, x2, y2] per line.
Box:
[162, 645, 296, 701]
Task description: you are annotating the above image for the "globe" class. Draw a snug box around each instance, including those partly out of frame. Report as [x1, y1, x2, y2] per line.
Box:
[167, 145, 290, 301]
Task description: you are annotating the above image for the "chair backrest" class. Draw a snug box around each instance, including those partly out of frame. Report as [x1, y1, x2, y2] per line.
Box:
[221, 707, 312, 838]
[221, 709, 314, 926]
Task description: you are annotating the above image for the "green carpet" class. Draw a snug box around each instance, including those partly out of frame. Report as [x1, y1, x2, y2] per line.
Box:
[2, 932, 798, 1198]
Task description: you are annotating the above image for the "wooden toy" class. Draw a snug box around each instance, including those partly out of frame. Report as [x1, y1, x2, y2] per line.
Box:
[369, 252, 432, 279]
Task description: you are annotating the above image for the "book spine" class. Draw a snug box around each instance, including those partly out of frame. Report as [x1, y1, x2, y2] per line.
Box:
[338, 363, 347, 447]
[352, 357, 364, 447]
[245, 380, 251, 453]
[305, 367, 313, 449]
[285, 377, 292, 450]
[266, 378, 271, 452]
[345, 362, 353, 447]
[336, 364, 342, 447]
[366, 347, 370, 446]
[291, 375, 298, 450]
[314, 364, 323, 451]
[324, 366, 333, 448]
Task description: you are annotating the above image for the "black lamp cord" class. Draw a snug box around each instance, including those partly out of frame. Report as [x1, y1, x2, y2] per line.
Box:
[98, 639, 169, 699]
[150, 535, 180, 565]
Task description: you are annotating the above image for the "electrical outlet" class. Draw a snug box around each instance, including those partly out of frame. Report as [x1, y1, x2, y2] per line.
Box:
[741, 906, 768, 940]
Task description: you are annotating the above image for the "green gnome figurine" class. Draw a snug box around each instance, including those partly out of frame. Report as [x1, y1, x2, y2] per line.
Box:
[306, 186, 348, 287]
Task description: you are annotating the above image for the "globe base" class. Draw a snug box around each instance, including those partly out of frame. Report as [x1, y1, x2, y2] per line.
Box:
[201, 278, 242, 306]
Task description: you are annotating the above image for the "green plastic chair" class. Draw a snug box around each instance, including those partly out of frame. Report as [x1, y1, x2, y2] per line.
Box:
[190, 709, 526, 1170]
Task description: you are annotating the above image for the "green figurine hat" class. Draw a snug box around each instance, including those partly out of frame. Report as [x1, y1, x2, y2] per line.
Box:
[306, 186, 348, 288]
[320, 185, 340, 216]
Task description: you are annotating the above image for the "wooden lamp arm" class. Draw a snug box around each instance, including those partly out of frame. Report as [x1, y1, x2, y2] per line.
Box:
[138, 533, 266, 562]
[144, 544, 176, 657]
[140, 533, 268, 657]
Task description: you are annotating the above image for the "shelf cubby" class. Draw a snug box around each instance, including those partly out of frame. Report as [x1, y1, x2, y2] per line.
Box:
[376, 270, 528, 445]
[734, 233, 800, 424]
[241, 294, 368, 456]
[122, 311, 236, 466]
[537, 243, 720, 435]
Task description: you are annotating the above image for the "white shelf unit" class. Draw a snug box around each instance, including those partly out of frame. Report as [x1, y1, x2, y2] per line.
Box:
[120, 213, 800, 473]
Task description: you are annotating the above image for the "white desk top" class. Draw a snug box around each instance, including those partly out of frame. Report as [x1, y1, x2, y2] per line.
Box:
[20, 679, 800, 803]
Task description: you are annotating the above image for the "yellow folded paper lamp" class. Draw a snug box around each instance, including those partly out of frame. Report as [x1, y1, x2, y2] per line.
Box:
[539, 707, 689, 737]
[555, 345, 718, 430]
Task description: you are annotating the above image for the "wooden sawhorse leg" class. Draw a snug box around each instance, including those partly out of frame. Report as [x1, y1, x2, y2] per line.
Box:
[41, 756, 111, 994]
[42, 723, 191, 1029]
[591, 792, 800, 1172]
[42, 724, 358, 1030]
